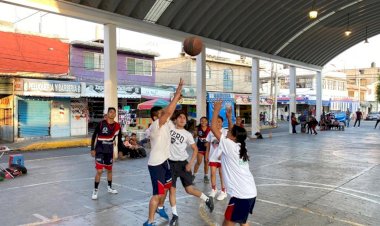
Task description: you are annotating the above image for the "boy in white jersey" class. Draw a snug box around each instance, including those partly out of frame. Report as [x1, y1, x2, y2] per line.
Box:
[211, 100, 257, 226]
[168, 111, 214, 226]
[144, 79, 183, 226]
[206, 115, 228, 201]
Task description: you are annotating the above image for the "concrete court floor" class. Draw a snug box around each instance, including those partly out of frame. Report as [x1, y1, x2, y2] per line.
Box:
[0, 121, 379, 226]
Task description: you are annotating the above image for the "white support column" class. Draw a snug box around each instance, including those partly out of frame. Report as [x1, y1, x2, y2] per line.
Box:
[196, 45, 206, 122]
[104, 24, 118, 116]
[316, 71, 322, 121]
[251, 58, 260, 137]
[289, 66, 296, 133]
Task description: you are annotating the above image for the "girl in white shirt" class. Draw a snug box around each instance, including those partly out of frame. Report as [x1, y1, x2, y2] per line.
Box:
[206, 115, 228, 201]
[211, 100, 257, 226]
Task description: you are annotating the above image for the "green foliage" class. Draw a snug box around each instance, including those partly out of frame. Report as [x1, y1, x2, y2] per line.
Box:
[377, 75, 380, 102]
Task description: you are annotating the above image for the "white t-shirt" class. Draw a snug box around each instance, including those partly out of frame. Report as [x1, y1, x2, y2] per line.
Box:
[148, 119, 175, 166]
[169, 128, 195, 161]
[206, 128, 228, 163]
[216, 136, 257, 199]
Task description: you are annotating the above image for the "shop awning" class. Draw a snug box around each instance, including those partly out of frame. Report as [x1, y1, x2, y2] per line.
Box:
[137, 99, 180, 110]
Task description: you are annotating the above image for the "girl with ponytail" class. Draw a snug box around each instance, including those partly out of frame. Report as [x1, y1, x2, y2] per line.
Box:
[210, 100, 257, 226]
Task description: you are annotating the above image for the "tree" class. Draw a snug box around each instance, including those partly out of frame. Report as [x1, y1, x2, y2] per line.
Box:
[377, 75, 380, 102]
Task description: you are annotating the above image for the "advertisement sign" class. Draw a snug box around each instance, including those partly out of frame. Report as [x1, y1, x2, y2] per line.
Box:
[141, 87, 172, 100]
[14, 79, 81, 97]
[234, 94, 273, 105]
[207, 92, 235, 128]
[84, 84, 141, 98]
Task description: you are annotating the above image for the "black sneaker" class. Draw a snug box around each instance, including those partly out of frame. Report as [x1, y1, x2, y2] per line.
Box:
[205, 196, 214, 212]
[169, 214, 179, 226]
[191, 175, 196, 184]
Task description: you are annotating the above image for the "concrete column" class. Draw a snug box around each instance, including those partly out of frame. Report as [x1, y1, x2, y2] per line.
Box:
[289, 66, 296, 133]
[251, 58, 260, 137]
[104, 24, 118, 116]
[316, 71, 322, 121]
[196, 45, 206, 122]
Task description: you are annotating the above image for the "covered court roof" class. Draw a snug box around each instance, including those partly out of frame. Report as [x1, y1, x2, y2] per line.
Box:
[6, 0, 380, 69]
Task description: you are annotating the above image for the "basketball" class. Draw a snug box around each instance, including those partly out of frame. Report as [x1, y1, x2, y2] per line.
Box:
[183, 36, 203, 56]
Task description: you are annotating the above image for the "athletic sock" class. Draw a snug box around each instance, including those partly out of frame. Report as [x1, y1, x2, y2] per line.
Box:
[211, 185, 216, 190]
[158, 206, 164, 210]
[108, 180, 112, 188]
[95, 181, 99, 189]
[171, 205, 178, 216]
[200, 193, 208, 201]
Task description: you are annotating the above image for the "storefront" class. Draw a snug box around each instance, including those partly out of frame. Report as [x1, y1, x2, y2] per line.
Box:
[83, 84, 141, 132]
[234, 94, 273, 124]
[14, 78, 83, 139]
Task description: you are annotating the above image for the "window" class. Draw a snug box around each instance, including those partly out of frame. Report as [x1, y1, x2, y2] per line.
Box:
[206, 64, 211, 79]
[244, 74, 252, 82]
[223, 68, 233, 91]
[84, 51, 104, 71]
[127, 58, 152, 76]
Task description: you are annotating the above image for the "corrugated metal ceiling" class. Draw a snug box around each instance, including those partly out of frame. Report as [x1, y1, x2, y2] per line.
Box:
[62, 0, 380, 67]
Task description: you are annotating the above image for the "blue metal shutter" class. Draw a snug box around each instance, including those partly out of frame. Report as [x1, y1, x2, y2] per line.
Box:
[18, 100, 50, 137]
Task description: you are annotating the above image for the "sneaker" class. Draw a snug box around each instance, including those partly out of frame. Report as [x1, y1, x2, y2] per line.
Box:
[204, 175, 209, 183]
[205, 196, 214, 212]
[143, 220, 156, 226]
[169, 214, 179, 226]
[216, 191, 227, 201]
[107, 186, 118, 194]
[191, 174, 196, 184]
[156, 207, 169, 220]
[209, 189, 218, 198]
[92, 189, 98, 200]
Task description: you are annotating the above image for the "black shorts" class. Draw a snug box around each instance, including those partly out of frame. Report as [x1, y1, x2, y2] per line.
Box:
[169, 160, 193, 188]
[225, 197, 256, 224]
[148, 160, 172, 195]
[95, 152, 113, 170]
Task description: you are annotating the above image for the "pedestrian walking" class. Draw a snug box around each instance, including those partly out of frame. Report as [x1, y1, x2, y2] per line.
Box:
[353, 109, 362, 127]
[345, 108, 351, 127]
[374, 114, 380, 129]
[90, 107, 121, 200]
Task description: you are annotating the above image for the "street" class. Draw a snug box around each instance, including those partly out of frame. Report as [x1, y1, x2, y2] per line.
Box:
[0, 121, 379, 226]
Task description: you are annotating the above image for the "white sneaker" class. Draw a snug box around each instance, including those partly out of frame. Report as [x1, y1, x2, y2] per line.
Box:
[107, 186, 118, 194]
[209, 189, 218, 198]
[216, 191, 227, 201]
[92, 189, 98, 200]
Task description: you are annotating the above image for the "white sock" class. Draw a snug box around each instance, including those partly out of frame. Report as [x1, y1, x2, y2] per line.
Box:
[200, 193, 208, 202]
[158, 206, 163, 210]
[172, 205, 178, 216]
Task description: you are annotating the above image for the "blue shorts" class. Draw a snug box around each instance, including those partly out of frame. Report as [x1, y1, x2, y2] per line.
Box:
[148, 160, 172, 195]
[225, 197, 256, 224]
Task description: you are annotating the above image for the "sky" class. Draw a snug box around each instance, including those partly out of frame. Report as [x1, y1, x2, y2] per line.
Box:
[0, 2, 379, 70]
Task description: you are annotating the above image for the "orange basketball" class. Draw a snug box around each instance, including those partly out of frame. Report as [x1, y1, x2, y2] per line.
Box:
[183, 36, 203, 56]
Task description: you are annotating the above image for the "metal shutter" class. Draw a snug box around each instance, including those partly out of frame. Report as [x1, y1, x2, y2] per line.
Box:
[18, 100, 50, 137]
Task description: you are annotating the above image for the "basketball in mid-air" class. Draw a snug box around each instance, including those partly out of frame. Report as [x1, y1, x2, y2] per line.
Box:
[183, 36, 203, 56]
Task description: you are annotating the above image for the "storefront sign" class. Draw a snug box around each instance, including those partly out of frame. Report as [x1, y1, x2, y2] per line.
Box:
[234, 94, 273, 105]
[141, 87, 172, 100]
[14, 79, 81, 97]
[0, 96, 12, 108]
[177, 97, 197, 105]
[207, 92, 234, 102]
[84, 84, 141, 98]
